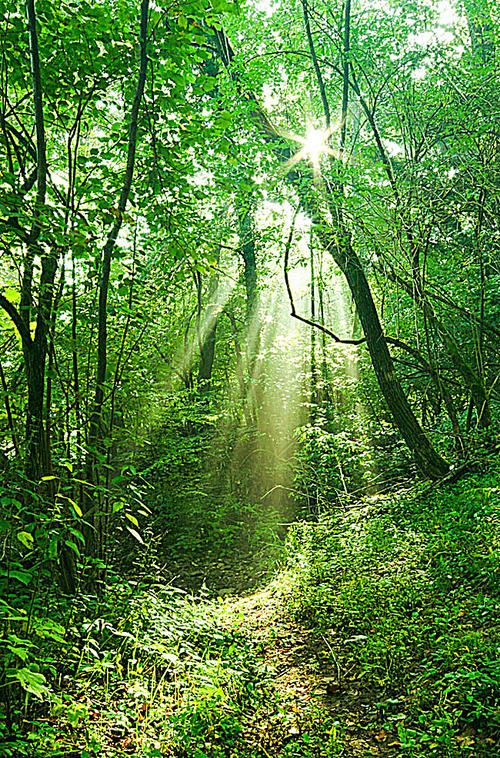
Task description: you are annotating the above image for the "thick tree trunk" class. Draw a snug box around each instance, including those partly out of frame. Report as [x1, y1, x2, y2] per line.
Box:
[237, 196, 259, 425]
[325, 234, 449, 478]
[237, 198, 257, 322]
[198, 323, 217, 391]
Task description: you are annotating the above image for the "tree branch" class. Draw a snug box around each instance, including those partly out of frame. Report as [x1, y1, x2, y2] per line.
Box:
[88, 0, 150, 455]
[26, 0, 48, 240]
[283, 209, 365, 346]
[302, 0, 330, 128]
[0, 294, 32, 346]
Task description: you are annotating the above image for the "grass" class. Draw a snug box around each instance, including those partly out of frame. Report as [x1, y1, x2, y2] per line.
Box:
[1, 582, 268, 757]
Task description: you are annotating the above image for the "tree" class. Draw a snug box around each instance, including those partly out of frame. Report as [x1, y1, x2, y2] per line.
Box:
[211, 11, 450, 478]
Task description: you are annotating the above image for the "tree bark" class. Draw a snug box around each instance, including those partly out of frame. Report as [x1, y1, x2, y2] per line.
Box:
[315, 221, 449, 478]
[237, 197, 257, 322]
[211, 24, 448, 478]
[87, 0, 149, 469]
[24, 0, 54, 480]
[197, 253, 220, 393]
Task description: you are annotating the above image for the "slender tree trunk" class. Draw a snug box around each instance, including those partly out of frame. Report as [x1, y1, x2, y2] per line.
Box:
[71, 255, 82, 465]
[85, 0, 149, 561]
[463, 0, 495, 62]
[212, 23, 448, 478]
[23, 341, 46, 479]
[310, 231, 317, 412]
[317, 249, 330, 402]
[87, 0, 149, 470]
[348, 46, 493, 431]
[197, 255, 220, 394]
[386, 268, 492, 428]
[225, 308, 253, 427]
[23, 0, 51, 480]
[0, 351, 21, 460]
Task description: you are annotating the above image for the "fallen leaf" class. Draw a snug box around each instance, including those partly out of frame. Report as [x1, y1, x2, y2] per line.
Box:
[456, 735, 475, 747]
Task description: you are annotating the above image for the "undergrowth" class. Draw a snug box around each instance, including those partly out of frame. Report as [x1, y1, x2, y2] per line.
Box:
[0, 580, 267, 757]
[282, 457, 500, 756]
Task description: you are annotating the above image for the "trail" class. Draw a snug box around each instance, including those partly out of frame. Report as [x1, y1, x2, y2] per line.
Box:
[220, 583, 403, 758]
[162, 550, 403, 755]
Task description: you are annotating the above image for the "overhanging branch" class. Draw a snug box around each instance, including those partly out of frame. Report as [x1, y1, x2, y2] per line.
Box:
[0, 294, 32, 346]
[283, 208, 365, 346]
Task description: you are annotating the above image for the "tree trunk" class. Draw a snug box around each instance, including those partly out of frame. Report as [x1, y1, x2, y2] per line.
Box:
[85, 0, 149, 562]
[385, 267, 492, 428]
[309, 230, 318, 412]
[87, 0, 149, 468]
[197, 256, 220, 393]
[212, 24, 449, 478]
[326, 233, 449, 478]
[23, 340, 46, 480]
[463, 0, 495, 62]
[237, 197, 257, 322]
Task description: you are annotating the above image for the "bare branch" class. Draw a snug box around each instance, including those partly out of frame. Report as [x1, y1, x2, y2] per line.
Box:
[283, 209, 365, 346]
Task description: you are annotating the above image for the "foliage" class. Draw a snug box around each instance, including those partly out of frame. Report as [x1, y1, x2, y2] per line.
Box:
[0, 0, 499, 753]
[0, 572, 268, 757]
[282, 456, 500, 755]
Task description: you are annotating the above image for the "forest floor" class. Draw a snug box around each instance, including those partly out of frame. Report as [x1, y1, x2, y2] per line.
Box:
[156, 461, 500, 758]
[157, 544, 413, 757]
[220, 583, 403, 758]
[6, 463, 499, 758]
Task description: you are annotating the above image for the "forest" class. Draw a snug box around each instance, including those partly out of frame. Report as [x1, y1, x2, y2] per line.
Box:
[0, 0, 499, 755]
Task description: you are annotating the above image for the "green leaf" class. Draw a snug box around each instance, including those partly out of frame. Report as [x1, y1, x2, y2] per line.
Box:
[17, 531, 34, 549]
[125, 526, 144, 544]
[12, 668, 49, 700]
[125, 512, 139, 527]
[71, 502, 83, 517]
[68, 527, 85, 544]
[49, 537, 58, 560]
[3, 287, 20, 302]
[0, 568, 32, 585]
[56, 493, 83, 517]
[64, 540, 80, 557]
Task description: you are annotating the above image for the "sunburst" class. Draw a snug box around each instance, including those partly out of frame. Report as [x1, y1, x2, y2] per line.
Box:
[281, 124, 337, 177]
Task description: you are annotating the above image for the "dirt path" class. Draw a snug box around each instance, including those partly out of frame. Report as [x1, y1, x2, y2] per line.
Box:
[222, 584, 403, 758]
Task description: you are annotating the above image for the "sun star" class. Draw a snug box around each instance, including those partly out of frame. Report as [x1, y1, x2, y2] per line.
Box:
[302, 126, 329, 168]
[281, 125, 336, 176]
